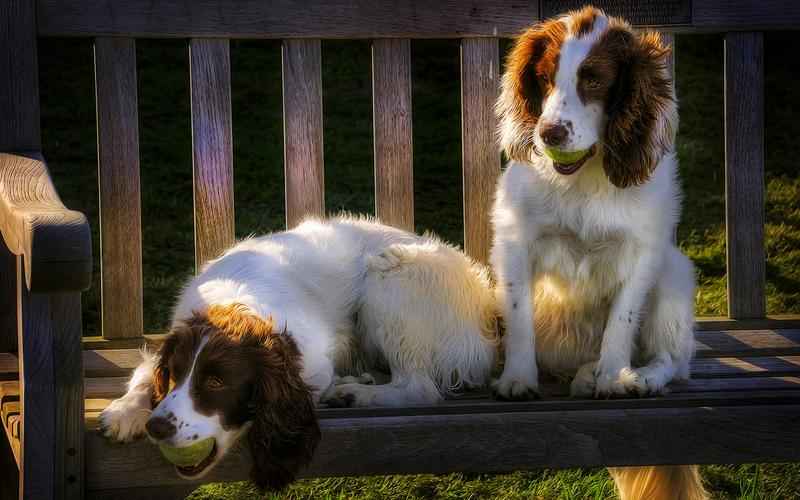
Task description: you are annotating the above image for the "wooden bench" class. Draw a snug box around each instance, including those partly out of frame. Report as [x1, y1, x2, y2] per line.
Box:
[2, 1, 800, 498]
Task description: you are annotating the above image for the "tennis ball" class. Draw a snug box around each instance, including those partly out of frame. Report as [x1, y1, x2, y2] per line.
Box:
[158, 437, 215, 467]
[543, 146, 590, 164]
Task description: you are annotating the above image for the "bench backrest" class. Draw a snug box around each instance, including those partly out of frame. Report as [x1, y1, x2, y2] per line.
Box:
[2, 0, 793, 343]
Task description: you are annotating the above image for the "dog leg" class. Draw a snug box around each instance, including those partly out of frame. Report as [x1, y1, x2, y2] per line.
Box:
[98, 350, 156, 442]
[595, 250, 663, 398]
[323, 373, 441, 408]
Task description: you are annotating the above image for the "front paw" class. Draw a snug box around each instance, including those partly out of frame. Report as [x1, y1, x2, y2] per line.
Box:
[492, 368, 540, 401]
[98, 397, 151, 442]
[594, 366, 647, 398]
[322, 384, 374, 408]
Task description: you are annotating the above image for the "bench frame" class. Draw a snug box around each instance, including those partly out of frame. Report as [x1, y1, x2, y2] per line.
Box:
[2, 1, 800, 499]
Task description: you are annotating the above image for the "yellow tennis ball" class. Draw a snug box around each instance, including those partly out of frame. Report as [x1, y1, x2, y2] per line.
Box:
[158, 437, 215, 467]
[543, 146, 590, 164]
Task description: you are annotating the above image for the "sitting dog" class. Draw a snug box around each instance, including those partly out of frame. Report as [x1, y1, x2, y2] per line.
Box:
[490, 6, 705, 499]
[99, 216, 496, 490]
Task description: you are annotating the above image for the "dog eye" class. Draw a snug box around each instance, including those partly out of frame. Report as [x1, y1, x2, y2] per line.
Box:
[585, 78, 601, 89]
[205, 376, 225, 389]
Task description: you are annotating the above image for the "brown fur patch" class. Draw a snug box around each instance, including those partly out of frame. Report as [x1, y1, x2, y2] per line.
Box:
[593, 27, 674, 187]
[570, 6, 600, 38]
[496, 19, 566, 160]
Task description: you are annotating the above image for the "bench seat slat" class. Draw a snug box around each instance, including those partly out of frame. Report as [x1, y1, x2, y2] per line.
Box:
[373, 39, 413, 230]
[283, 39, 325, 228]
[461, 38, 500, 264]
[190, 39, 235, 268]
[95, 37, 144, 339]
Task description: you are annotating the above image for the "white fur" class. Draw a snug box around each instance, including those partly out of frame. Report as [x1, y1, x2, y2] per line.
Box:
[101, 217, 497, 445]
[491, 13, 695, 398]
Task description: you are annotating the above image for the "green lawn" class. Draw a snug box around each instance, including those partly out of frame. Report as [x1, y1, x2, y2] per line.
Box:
[38, 32, 799, 499]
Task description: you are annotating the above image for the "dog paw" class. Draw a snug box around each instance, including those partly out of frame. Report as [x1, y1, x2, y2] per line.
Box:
[98, 397, 151, 442]
[322, 384, 375, 408]
[594, 366, 648, 398]
[333, 372, 375, 386]
[491, 369, 540, 401]
[570, 362, 597, 398]
[633, 366, 671, 396]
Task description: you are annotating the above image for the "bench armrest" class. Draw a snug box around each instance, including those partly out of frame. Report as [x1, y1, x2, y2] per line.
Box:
[0, 152, 91, 292]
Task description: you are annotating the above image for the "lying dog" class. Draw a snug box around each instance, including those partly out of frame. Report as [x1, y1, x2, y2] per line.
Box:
[490, 6, 705, 499]
[99, 216, 496, 490]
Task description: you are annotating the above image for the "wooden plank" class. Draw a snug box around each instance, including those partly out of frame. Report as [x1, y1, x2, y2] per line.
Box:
[0, 0, 40, 152]
[696, 315, 800, 331]
[461, 38, 500, 265]
[94, 37, 144, 340]
[0, 419, 20, 500]
[83, 403, 800, 490]
[724, 32, 765, 319]
[190, 39, 235, 268]
[17, 260, 55, 500]
[541, 0, 691, 26]
[282, 39, 325, 228]
[50, 293, 84, 500]
[372, 39, 413, 231]
[0, 240, 17, 353]
[692, 356, 800, 378]
[693, 0, 800, 30]
[695, 329, 800, 357]
[37, 0, 540, 39]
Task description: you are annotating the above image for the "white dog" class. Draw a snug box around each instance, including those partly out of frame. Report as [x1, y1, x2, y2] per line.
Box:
[490, 7, 704, 499]
[99, 216, 496, 490]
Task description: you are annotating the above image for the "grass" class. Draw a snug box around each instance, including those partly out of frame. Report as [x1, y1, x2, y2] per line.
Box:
[37, 32, 799, 499]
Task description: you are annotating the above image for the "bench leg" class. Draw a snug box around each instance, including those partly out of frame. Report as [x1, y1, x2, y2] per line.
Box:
[17, 257, 84, 500]
[0, 433, 19, 500]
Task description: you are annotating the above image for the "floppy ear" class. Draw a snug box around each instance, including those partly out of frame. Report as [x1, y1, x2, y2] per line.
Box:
[152, 334, 178, 406]
[496, 20, 566, 161]
[603, 29, 675, 188]
[247, 333, 320, 491]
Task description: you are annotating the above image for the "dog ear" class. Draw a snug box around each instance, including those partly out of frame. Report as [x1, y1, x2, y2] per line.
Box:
[603, 29, 675, 188]
[247, 333, 321, 491]
[497, 20, 566, 161]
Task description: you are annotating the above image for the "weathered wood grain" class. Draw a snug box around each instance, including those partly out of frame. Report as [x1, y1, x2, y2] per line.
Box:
[696, 315, 800, 331]
[95, 38, 144, 340]
[50, 293, 84, 500]
[542, 0, 691, 26]
[461, 38, 500, 265]
[0, 0, 40, 152]
[724, 32, 765, 319]
[17, 260, 55, 500]
[372, 39, 414, 231]
[283, 39, 325, 228]
[37, 0, 540, 39]
[693, 0, 800, 30]
[0, 153, 92, 292]
[0, 241, 17, 353]
[190, 39, 236, 268]
[695, 329, 800, 358]
[81, 403, 800, 490]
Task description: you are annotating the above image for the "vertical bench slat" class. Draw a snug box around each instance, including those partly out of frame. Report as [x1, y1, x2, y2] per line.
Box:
[461, 38, 500, 264]
[283, 39, 325, 228]
[0, 240, 17, 352]
[0, 0, 40, 152]
[190, 39, 235, 269]
[372, 39, 414, 231]
[724, 32, 766, 319]
[94, 38, 144, 340]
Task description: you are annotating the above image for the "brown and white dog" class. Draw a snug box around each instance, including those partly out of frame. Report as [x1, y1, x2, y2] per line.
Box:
[490, 7, 706, 500]
[99, 216, 496, 490]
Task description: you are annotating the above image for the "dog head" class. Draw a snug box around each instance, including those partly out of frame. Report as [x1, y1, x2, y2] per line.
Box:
[497, 6, 677, 187]
[146, 303, 320, 491]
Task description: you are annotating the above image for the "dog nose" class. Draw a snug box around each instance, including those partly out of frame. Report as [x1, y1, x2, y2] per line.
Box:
[540, 121, 569, 147]
[146, 416, 177, 440]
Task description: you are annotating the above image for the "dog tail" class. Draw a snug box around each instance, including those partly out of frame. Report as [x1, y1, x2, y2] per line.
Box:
[609, 465, 708, 500]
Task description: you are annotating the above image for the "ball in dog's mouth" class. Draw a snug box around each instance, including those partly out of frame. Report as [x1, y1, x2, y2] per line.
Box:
[544, 145, 597, 175]
[158, 438, 218, 477]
